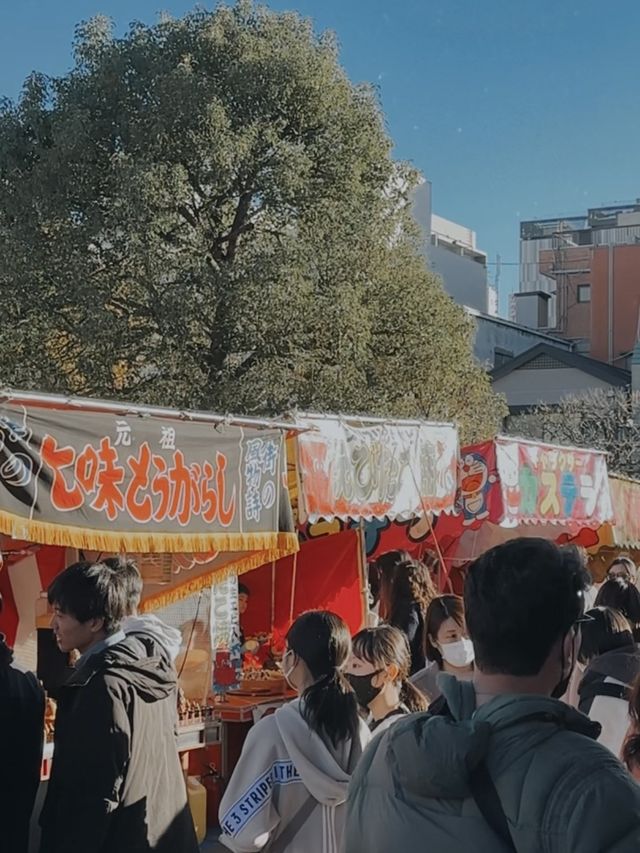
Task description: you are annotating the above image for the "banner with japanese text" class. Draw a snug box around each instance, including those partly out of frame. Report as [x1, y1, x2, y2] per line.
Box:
[609, 475, 640, 548]
[294, 417, 458, 522]
[457, 437, 613, 530]
[0, 402, 297, 556]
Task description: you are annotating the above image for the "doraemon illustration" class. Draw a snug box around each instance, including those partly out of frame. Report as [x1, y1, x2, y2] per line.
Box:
[458, 452, 496, 526]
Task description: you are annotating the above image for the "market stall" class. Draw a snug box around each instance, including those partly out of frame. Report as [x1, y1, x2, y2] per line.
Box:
[431, 436, 615, 592]
[207, 413, 459, 779]
[0, 389, 298, 823]
[587, 473, 640, 580]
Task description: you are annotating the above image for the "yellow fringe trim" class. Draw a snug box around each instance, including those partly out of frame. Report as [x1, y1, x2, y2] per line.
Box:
[139, 548, 296, 612]
[0, 507, 298, 557]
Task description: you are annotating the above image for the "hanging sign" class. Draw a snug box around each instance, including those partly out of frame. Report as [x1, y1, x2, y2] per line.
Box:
[0, 402, 296, 554]
[294, 417, 458, 522]
[458, 437, 613, 529]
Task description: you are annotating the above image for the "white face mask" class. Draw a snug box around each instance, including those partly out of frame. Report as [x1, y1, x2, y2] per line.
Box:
[440, 637, 475, 668]
[282, 651, 297, 690]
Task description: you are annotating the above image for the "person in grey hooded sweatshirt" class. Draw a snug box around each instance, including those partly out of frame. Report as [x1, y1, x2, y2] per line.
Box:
[219, 611, 370, 853]
[106, 556, 183, 662]
[346, 538, 640, 853]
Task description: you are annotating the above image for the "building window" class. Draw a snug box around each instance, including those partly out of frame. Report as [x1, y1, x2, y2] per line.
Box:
[494, 347, 514, 368]
[577, 284, 591, 303]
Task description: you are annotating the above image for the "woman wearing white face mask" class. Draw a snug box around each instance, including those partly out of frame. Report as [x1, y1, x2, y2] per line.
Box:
[410, 595, 474, 702]
[218, 611, 370, 853]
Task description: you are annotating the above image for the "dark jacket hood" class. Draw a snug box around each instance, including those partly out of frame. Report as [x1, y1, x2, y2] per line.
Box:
[385, 673, 601, 800]
[584, 645, 640, 685]
[68, 634, 177, 702]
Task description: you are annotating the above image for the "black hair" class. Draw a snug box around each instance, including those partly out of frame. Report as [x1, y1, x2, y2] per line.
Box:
[352, 625, 428, 713]
[238, 583, 250, 597]
[48, 560, 128, 635]
[595, 578, 640, 640]
[578, 606, 634, 664]
[425, 595, 466, 669]
[102, 556, 143, 616]
[464, 539, 589, 676]
[286, 610, 360, 748]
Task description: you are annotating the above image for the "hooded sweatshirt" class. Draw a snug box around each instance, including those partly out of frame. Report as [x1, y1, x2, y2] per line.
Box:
[122, 613, 182, 662]
[578, 644, 640, 757]
[219, 699, 370, 853]
[345, 674, 640, 853]
[40, 634, 198, 853]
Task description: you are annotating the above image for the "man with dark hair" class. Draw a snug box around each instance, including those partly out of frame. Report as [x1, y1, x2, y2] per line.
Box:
[0, 593, 45, 853]
[40, 560, 198, 853]
[105, 556, 182, 662]
[346, 538, 640, 852]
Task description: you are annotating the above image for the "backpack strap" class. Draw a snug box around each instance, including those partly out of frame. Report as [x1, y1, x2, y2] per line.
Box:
[267, 794, 317, 853]
[469, 761, 517, 852]
[580, 680, 629, 703]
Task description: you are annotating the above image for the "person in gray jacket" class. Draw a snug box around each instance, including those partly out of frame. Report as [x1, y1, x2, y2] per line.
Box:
[346, 538, 640, 853]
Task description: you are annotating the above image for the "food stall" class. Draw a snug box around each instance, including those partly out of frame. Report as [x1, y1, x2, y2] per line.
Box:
[430, 436, 615, 592]
[587, 473, 640, 580]
[0, 388, 299, 834]
[207, 414, 459, 781]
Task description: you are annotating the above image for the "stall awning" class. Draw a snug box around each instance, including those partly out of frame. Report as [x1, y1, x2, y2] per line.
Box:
[291, 415, 458, 523]
[0, 392, 297, 558]
[609, 474, 640, 548]
[459, 436, 613, 530]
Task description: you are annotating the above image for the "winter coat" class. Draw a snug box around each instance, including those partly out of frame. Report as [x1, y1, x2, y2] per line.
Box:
[392, 603, 426, 675]
[578, 644, 640, 757]
[219, 699, 370, 853]
[0, 638, 44, 853]
[345, 673, 640, 853]
[40, 634, 198, 853]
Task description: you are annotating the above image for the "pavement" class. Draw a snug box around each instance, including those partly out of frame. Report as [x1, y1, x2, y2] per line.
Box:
[201, 831, 226, 851]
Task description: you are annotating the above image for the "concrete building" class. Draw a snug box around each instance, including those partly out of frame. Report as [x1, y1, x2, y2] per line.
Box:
[412, 180, 489, 314]
[517, 202, 640, 367]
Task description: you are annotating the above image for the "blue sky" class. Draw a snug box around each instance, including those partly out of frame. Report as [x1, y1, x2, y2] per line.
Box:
[2, 0, 640, 310]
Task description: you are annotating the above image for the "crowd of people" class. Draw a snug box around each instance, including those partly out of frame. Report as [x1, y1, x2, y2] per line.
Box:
[6, 542, 640, 851]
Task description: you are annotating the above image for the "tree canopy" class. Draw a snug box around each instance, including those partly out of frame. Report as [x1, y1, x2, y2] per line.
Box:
[0, 1, 505, 441]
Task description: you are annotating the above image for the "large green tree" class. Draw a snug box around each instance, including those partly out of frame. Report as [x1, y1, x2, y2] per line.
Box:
[0, 2, 505, 441]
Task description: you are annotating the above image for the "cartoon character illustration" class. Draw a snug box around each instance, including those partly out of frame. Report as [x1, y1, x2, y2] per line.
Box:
[458, 452, 496, 526]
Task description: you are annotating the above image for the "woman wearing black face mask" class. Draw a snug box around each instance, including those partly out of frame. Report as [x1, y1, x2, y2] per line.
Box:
[345, 626, 428, 735]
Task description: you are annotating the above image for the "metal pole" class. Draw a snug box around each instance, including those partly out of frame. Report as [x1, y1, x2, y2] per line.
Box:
[0, 387, 308, 432]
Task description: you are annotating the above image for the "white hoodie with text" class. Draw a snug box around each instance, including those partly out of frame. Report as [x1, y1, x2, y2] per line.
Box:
[219, 699, 370, 853]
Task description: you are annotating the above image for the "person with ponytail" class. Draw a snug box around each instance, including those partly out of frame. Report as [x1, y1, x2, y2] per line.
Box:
[346, 625, 428, 736]
[218, 611, 370, 853]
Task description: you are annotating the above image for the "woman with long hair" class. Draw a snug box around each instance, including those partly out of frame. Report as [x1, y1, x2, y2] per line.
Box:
[595, 578, 640, 641]
[346, 625, 428, 736]
[218, 611, 370, 853]
[377, 550, 436, 675]
[410, 595, 474, 702]
[578, 606, 640, 757]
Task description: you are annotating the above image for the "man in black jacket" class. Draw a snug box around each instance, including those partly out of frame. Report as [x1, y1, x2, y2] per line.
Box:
[0, 593, 45, 853]
[40, 560, 198, 853]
